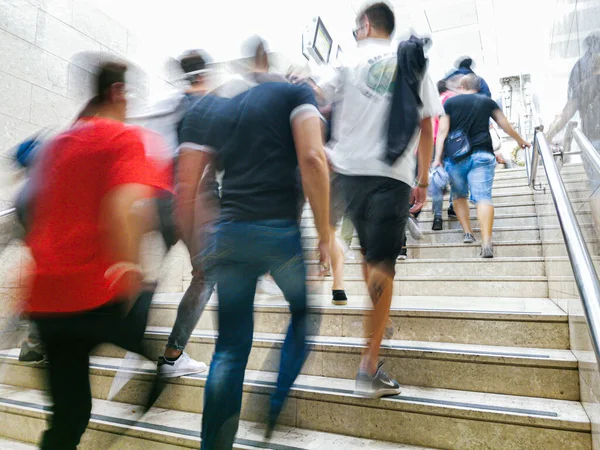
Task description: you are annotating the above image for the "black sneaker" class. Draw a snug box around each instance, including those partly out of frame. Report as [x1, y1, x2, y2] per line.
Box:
[432, 217, 443, 231]
[355, 361, 401, 398]
[18, 340, 46, 364]
[447, 205, 457, 218]
[332, 289, 348, 306]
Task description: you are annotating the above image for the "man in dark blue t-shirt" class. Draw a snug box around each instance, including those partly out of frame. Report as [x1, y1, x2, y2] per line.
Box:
[176, 81, 330, 448]
[434, 74, 529, 258]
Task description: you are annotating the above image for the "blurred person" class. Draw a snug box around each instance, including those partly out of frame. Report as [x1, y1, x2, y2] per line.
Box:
[434, 74, 530, 258]
[444, 56, 492, 98]
[547, 54, 600, 149]
[213, 36, 292, 297]
[23, 61, 166, 450]
[129, 50, 214, 378]
[321, 2, 442, 397]
[567, 32, 600, 101]
[547, 54, 600, 234]
[305, 75, 352, 305]
[176, 79, 330, 448]
[431, 79, 457, 230]
[14, 100, 123, 365]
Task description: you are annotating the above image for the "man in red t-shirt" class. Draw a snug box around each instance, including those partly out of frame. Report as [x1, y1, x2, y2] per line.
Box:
[25, 61, 165, 450]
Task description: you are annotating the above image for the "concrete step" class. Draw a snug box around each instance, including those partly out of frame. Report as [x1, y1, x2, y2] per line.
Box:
[0, 369, 590, 449]
[301, 226, 542, 247]
[304, 240, 544, 260]
[305, 275, 548, 298]
[0, 438, 36, 449]
[408, 226, 541, 244]
[306, 257, 546, 277]
[0, 385, 427, 450]
[149, 294, 570, 349]
[301, 214, 540, 236]
[82, 327, 579, 399]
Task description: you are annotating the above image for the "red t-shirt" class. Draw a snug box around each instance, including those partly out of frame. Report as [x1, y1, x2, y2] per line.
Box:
[25, 117, 170, 314]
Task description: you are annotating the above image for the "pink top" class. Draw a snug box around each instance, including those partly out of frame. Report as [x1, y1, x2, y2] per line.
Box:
[433, 91, 457, 144]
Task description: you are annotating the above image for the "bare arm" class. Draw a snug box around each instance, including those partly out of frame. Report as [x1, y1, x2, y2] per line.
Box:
[492, 109, 530, 148]
[546, 100, 578, 142]
[434, 115, 450, 166]
[292, 115, 330, 262]
[417, 117, 434, 185]
[175, 149, 212, 251]
[100, 183, 154, 299]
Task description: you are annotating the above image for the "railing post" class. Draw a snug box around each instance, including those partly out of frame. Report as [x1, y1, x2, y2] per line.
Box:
[529, 130, 540, 187]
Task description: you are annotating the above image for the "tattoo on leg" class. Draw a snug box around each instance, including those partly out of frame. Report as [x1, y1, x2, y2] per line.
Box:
[369, 281, 384, 306]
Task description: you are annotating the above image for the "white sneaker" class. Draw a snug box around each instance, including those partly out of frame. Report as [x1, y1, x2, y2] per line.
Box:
[157, 352, 207, 378]
[406, 216, 423, 240]
[339, 239, 356, 260]
[256, 276, 281, 296]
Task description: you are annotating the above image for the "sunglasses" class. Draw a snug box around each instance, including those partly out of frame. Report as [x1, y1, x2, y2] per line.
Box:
[353, 24, 366, 41]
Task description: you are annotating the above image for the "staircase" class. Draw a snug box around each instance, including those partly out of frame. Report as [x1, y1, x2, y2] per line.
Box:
[0, 167, 593, 449]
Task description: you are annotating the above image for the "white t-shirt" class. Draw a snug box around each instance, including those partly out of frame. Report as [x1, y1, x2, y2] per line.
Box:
[323, 38, 443, 186]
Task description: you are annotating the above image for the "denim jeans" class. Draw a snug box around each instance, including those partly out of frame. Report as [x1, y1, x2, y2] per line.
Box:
[156, 192, 216, 351]
[445, 151, 496, 204]
[200, 219, 310, 449]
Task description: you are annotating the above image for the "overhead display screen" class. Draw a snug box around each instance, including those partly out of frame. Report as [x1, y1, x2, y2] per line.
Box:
[312, 17, 333, 64]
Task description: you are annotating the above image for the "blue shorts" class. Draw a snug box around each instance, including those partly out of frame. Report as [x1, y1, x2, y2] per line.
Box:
[445, 151, 496, 204]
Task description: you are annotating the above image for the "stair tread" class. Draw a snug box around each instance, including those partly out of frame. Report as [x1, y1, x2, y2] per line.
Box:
[151, 294, 566, 320]
[0, 364, 589, 430]
[304, 257, 546, 264]
[136, 329, 576, 366]
[302, 240, 543, 249]
[306, 275, 547, 282]
[0, 438, 36, 449]
[0, 384, 431, 449]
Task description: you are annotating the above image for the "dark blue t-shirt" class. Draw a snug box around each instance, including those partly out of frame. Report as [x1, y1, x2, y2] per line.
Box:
[178, 82, 318, 221]
[444, 94, 500, 153]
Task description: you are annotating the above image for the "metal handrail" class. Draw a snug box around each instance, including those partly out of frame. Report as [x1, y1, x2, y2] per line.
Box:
[573, 128, 600, 176]
[0, 208, 16, 219]
[534, 131, 600, 373]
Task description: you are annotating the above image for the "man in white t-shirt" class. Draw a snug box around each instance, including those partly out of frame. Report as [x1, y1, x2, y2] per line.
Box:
[322, 1, 443, 398]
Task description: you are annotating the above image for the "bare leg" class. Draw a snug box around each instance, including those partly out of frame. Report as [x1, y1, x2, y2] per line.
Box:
[476, 203, 495, 246]
[453, 198, 473, 235]
[360, 263, 394, 375]
[330, 226, 345, 290]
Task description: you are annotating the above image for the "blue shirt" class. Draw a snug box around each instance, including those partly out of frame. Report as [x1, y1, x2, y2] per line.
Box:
[178, 82, 318, 221]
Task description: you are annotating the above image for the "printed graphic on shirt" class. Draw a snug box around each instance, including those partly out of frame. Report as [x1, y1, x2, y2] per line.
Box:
[366, 56, 396, 96]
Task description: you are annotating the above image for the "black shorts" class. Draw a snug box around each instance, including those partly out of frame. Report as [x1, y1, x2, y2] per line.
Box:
[339, 174, 411, 264]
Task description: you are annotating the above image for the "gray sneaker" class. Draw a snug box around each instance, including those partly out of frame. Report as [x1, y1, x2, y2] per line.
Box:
[355, 361, 401, 398]
[463, 233, 476, 244]
[480, 244, 494, 258]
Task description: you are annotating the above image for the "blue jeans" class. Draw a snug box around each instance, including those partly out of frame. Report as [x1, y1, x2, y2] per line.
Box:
[445, 151, 496, 204]
[201, 219, 310, 449]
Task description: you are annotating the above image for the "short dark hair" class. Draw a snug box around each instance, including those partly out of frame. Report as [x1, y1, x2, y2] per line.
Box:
[359, 2, 395, 36]
[460, 74, 481, 92]
[437, 80, 448, 94]
[96, 61, 127, 104]
[179, 50, 210, 83]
